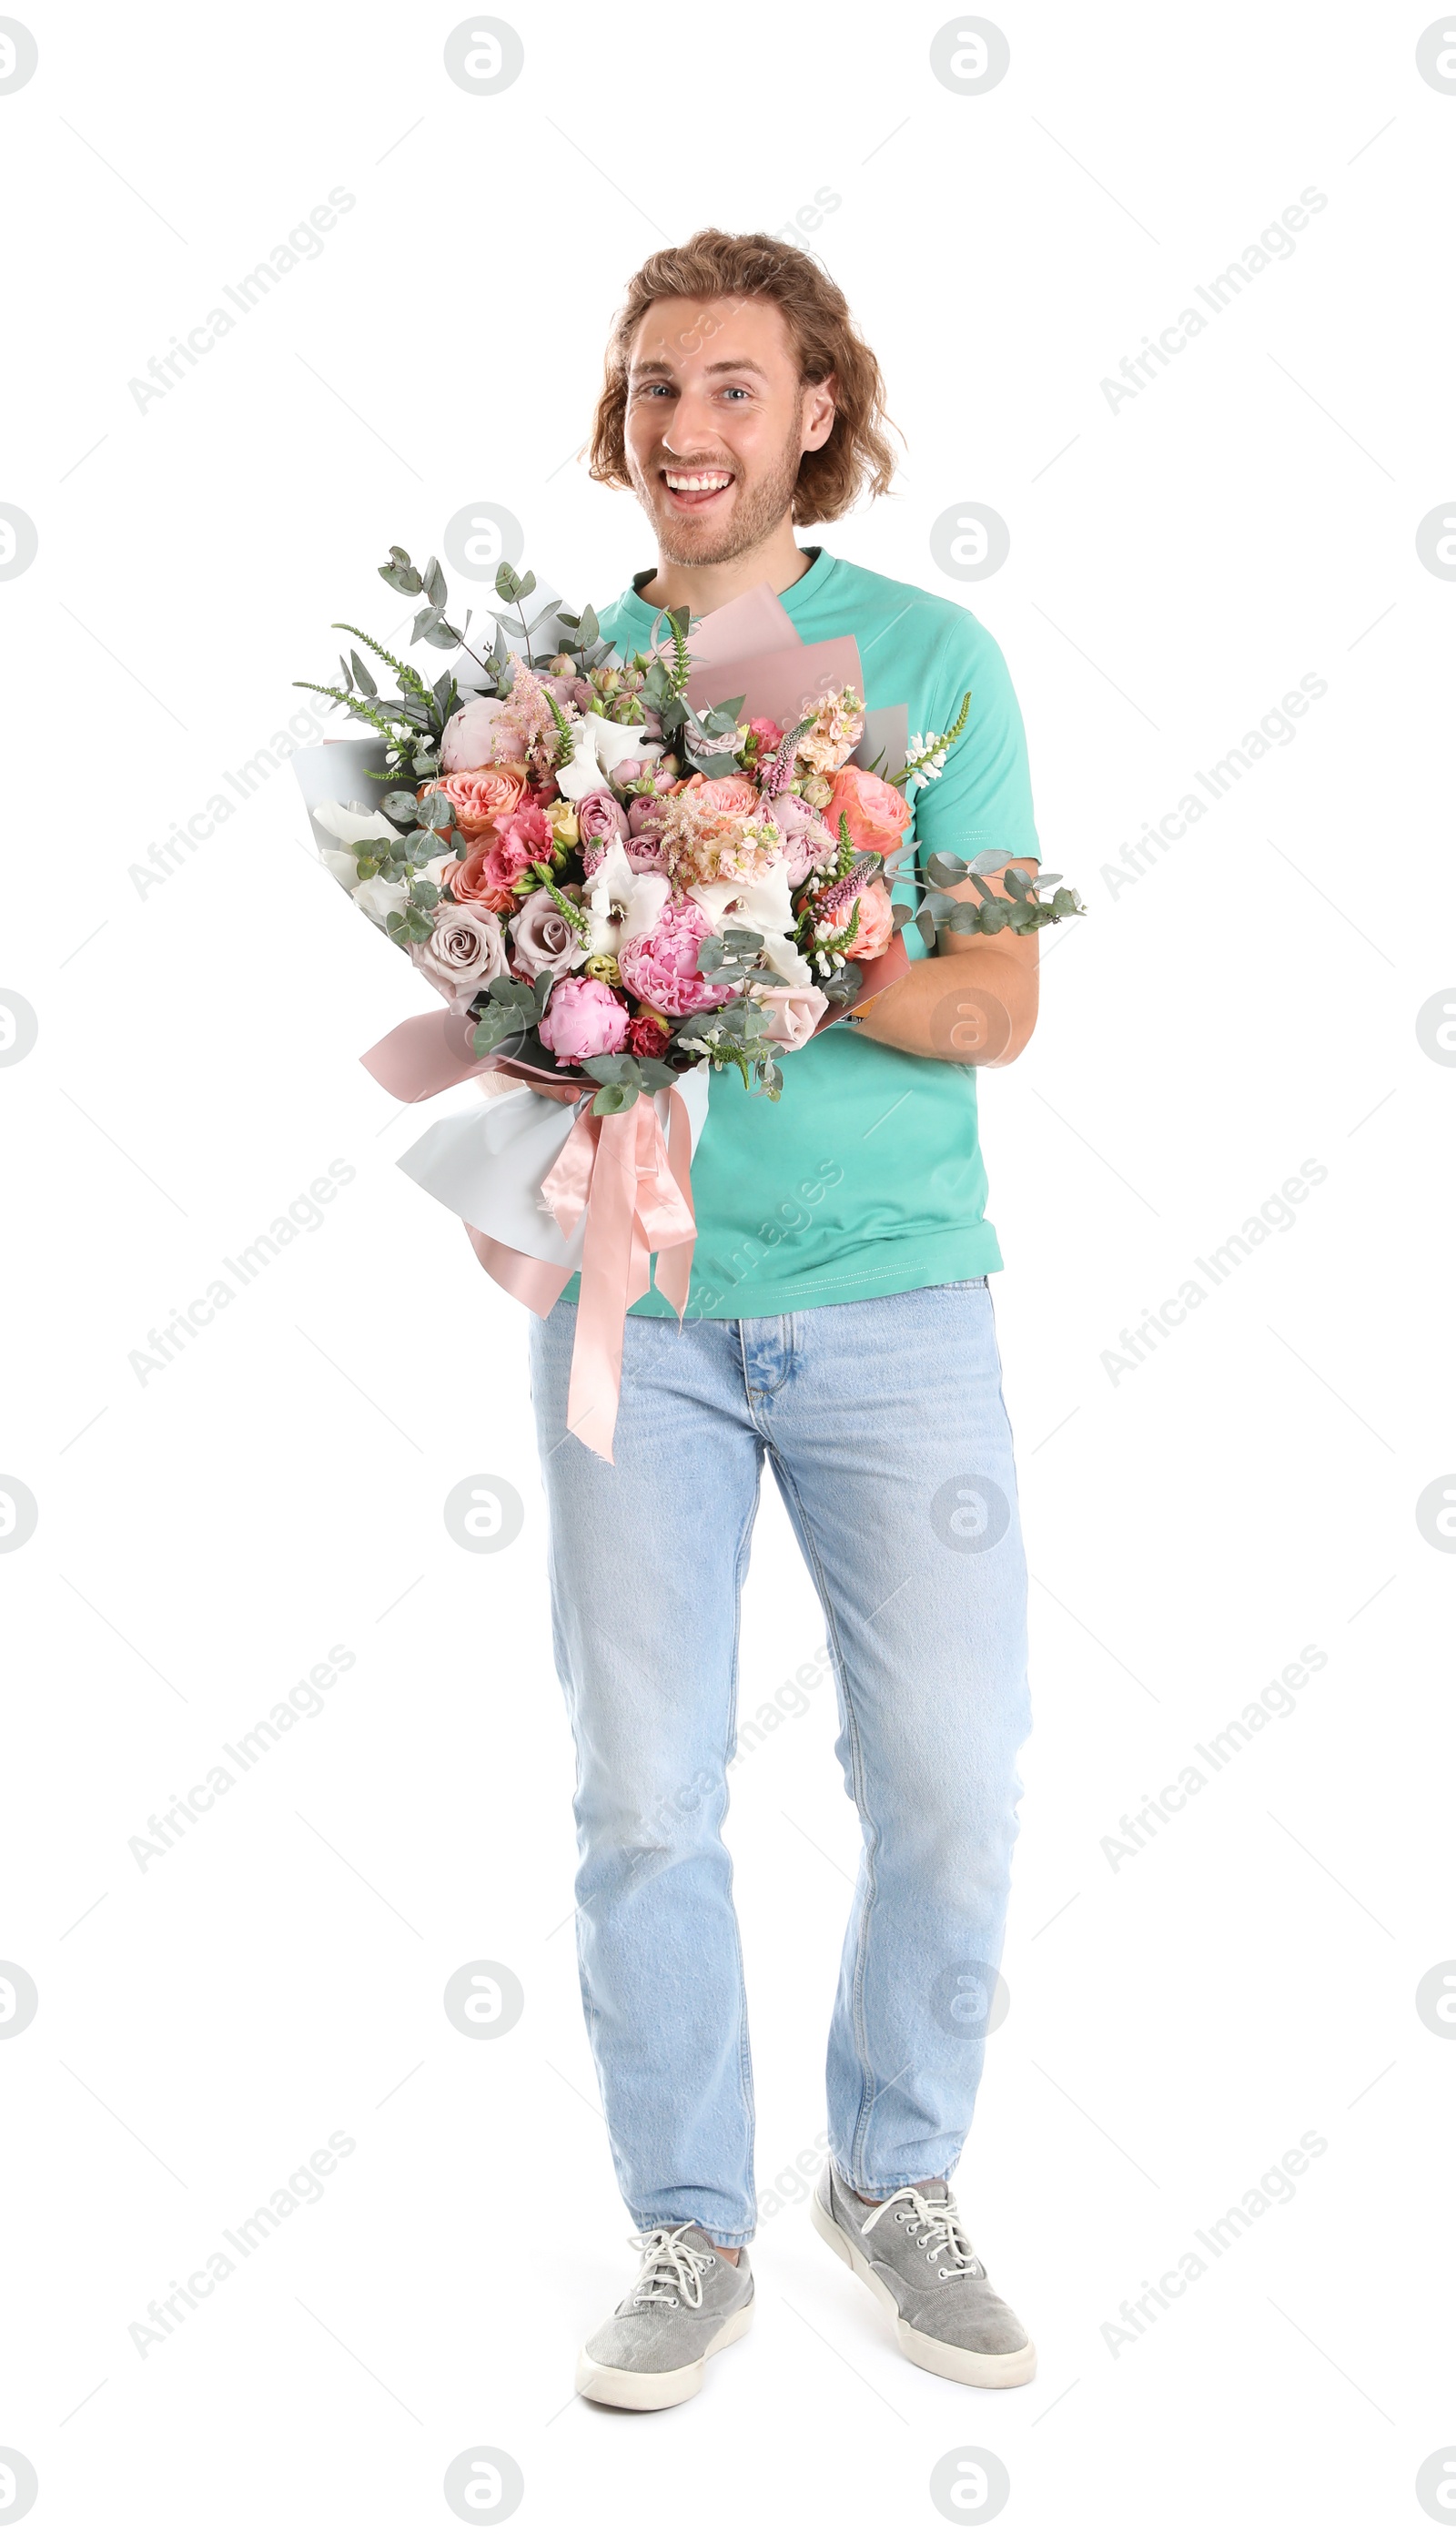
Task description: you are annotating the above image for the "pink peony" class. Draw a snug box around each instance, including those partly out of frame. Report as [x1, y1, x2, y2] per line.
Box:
[616, 897, 732, 1019]
[537, 975, 631, 1067]
[440, 694, 512, 773]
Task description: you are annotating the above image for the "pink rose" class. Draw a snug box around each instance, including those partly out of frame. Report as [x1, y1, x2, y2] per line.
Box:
[616, 897, 732, 1019]
[686, 772, 760, 819]
[753, 983, 829, 1049]
[510, 886, 584, 982]
[576, 787, 628, 848]
[745, 716, 784, 755]
[765, 793, 834, 885]
[537, 975, 631, 1067]
[429, 765, 526, 835]
[410, 903, 509, 1010]
[440, 697, 512, 774]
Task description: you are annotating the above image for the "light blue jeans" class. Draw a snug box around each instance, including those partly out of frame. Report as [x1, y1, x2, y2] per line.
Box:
[528, 1279, 1032, 2246]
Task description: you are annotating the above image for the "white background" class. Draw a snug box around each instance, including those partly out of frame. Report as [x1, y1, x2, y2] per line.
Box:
[2, 1, 1453, 2535]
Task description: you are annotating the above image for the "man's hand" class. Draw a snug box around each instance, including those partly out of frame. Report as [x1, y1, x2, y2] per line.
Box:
[851, 857, 1040, 1067]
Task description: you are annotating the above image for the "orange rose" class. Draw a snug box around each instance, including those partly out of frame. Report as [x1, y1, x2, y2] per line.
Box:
[824, 765, 912, 861]
[426, 765, 527, 837]
[689, 773, 760, 819]
[841, 878, 896, 961]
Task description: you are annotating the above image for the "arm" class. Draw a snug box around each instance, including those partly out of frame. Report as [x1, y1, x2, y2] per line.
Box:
[853, 611, 1041, 1066]
[852, 857, 1038, 1065]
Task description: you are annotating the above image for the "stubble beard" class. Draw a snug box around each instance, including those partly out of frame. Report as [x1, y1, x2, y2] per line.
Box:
[629, 424, 805, 567]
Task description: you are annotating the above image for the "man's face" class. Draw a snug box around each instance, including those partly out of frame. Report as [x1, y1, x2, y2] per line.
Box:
[622, 295, 835, 564]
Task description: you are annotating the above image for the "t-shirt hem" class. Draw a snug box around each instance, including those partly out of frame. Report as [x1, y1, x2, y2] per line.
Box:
[609, 1228, 1006, 1321]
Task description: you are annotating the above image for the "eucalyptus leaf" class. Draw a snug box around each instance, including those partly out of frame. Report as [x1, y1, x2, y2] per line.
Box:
[579, 603, 600, 647]
[592, 1082, 637, 1115]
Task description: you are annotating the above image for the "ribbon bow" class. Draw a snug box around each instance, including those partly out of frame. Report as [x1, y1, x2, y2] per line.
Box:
[537, 1090, 696, 1462]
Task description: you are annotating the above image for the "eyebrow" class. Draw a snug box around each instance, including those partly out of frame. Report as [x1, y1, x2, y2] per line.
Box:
[628, 357, 770, 381]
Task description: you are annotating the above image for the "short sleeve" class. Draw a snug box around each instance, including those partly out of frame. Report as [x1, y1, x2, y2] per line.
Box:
[910, 618, 1039, 876]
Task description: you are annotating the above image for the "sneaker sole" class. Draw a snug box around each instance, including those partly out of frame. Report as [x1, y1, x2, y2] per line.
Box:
[575, 2297, 754, 2411]
[811, 2194, 1037, 2389]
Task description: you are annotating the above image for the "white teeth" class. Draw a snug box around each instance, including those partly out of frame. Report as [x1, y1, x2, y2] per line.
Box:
[663, 471, 732, 491]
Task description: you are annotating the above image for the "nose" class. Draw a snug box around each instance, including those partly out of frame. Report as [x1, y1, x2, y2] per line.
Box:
[660, 386, 722, 456]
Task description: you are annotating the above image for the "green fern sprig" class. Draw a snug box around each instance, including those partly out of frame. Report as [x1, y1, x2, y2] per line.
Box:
[293, 680, 410, 739]
[331, 623, 431, 699]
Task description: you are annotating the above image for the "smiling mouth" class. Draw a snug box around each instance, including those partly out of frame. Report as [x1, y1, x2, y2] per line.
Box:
[660, 467, 734, 510]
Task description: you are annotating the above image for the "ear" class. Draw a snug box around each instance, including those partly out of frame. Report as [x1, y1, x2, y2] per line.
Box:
[801, 372, 837, 454]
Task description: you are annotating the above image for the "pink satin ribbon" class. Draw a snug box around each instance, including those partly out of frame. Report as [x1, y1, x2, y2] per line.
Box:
[359, 1009, 696, 1464]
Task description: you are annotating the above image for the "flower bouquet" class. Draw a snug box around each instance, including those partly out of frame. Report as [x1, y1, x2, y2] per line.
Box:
[295, 547, 1033, 1116]
[294, 546, 1081, 1456]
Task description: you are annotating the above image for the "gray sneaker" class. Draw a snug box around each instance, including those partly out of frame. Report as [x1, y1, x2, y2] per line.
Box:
[813, 2163, 1036, 2387]
[576, 2224, 754, 2410]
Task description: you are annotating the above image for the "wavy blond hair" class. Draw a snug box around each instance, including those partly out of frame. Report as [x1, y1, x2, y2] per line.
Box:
[589, 229, 899, 525]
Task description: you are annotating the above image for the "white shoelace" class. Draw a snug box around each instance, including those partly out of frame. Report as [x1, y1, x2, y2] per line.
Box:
[856, 2183, 985, 2277]
[626, 2226, 717, 2310]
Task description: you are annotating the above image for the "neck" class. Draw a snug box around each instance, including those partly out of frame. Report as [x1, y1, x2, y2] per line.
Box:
[636, 514, 812, 617]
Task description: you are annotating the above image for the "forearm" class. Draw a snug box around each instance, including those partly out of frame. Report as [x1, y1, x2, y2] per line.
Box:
[853, 944, 1036, 1064]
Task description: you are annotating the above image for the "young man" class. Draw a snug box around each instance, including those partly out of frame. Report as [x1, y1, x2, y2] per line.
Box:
[530, 231, 1042, 2410]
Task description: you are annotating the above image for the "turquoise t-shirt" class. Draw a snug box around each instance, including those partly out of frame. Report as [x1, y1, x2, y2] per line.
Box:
[565, 545, 1040, 1320]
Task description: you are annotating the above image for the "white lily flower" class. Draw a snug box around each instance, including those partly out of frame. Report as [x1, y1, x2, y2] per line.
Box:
[584, 840, 671, 955]
[687, 867, 811, 989]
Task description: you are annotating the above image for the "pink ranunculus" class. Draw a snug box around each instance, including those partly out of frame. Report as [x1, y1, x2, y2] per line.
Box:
[575, 787, 628, 849]
[840, 878, 897, 961]
[753, 983, 829, 1049]
[824, 764, 913, 862]
[440, 696, 512, 774]
[410, 903, 509, 1009]
[537, 975, 631, 1067]
[616, 896, 732, 1019]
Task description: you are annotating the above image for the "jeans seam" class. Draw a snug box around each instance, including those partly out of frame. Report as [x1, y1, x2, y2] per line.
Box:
[767, 1452, 882, 2181]
[722, 1455, 763, 2233]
